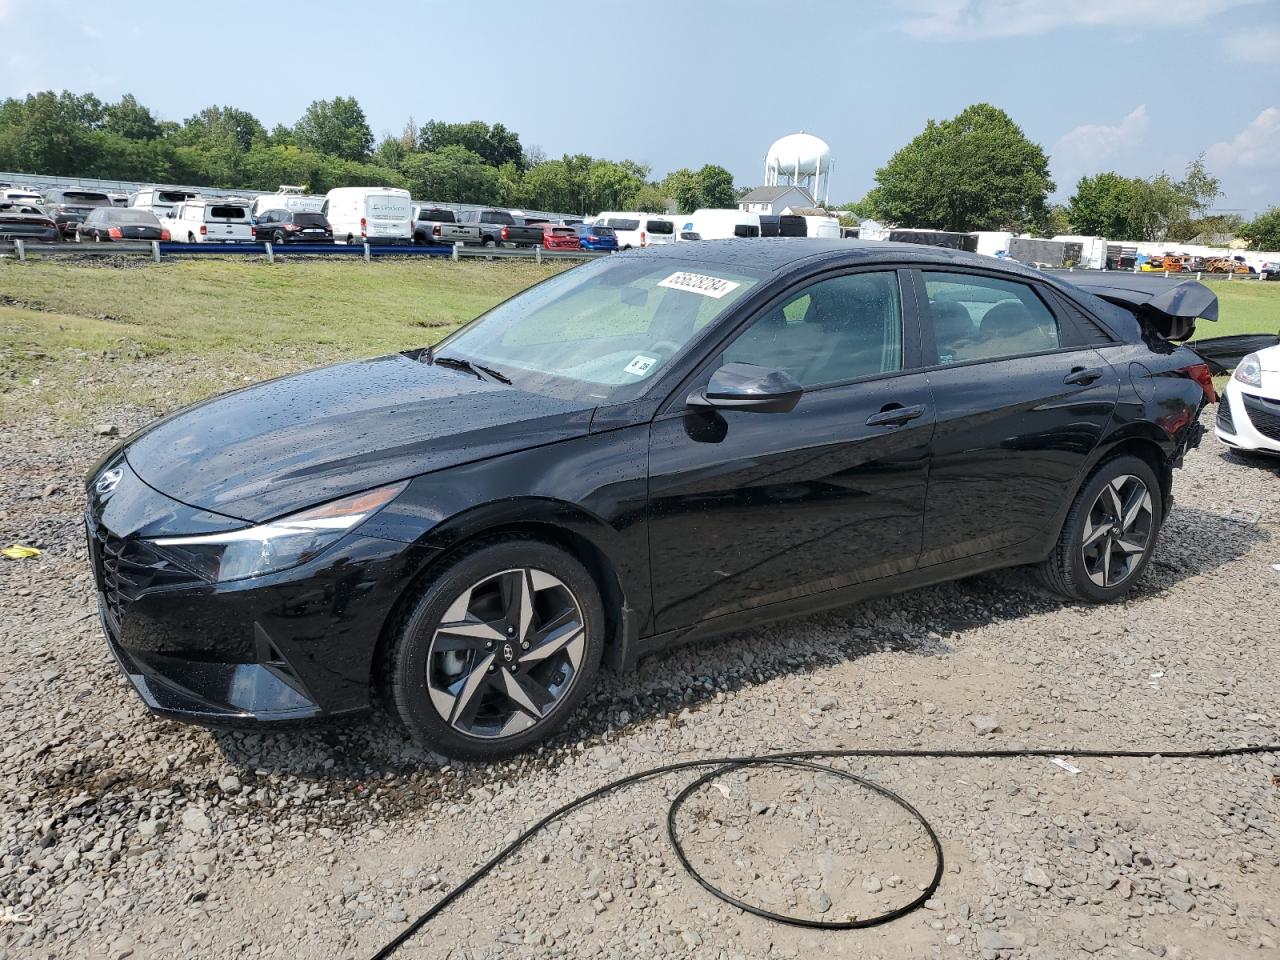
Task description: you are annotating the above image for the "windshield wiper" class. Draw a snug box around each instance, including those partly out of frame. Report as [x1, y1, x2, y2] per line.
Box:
[432, 354, 512, 385]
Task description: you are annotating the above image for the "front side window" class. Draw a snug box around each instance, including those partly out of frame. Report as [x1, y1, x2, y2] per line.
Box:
[722, 271, 903, 388]
[924, 272, 1060, 363]
[438, 257, 761, 402]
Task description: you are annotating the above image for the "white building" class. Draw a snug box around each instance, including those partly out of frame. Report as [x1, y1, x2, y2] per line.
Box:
[738, 185, 815, 216]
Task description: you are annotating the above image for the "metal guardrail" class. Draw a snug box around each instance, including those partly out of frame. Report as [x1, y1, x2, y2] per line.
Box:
[0, 239, 609, 264]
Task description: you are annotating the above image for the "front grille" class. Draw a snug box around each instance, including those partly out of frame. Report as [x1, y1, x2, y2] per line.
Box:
[1217, 396, 1236, 433]
[86, 514, 200, 623]
[1242, 394, 1280, 441]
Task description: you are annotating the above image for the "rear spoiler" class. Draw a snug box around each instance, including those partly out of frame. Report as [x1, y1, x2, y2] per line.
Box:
[1060, 275, 1218, 341]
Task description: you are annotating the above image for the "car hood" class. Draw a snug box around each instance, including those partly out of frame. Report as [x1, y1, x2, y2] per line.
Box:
[125, 353, 595, 524]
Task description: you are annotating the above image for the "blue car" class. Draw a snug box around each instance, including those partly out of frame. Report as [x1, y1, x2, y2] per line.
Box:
[573, 223, 618, 251]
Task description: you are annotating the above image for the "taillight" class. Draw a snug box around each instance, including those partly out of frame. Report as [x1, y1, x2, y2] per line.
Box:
[501, 226, 509, 241]
[199, 224, 207, 236]
[360, 216, 367, 238]
[587, 234, 597, 241]
[250, 226, 257, 239]
[640, 231, 647, 246]
[285, 223, 300, 231]
[1184, 362, 1217, 403]
[160, 229, 170, 241]
[432, 225, 440, 237]
[107, 226, 122, 239]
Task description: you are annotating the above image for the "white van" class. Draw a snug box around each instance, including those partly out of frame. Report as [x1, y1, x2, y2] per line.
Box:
[801, 215, 841, 239]
[250, 188, 326, 220]
[677, 209, 761, 241]
[323, 187, 413, 245]
[130, 187, 200, 219]
[163, 197, 255, 243]
[593, 211, 677, 249]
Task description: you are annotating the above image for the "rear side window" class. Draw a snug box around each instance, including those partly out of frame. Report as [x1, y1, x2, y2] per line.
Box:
[645, 219, 674, 235]
[923, 272, 1060, 364]
[209, 206, 247, 220]
[723, 271, 903, 387]
[733, 224, 760, 238]
[608, 219, 640, 231]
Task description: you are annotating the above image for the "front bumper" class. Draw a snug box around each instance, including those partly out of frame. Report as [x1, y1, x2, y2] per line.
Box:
[86, 457, 438, 726]
[1215, 382, 1280, 454]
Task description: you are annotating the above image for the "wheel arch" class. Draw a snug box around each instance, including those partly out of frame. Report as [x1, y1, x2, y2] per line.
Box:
[370, 500, 641, 699]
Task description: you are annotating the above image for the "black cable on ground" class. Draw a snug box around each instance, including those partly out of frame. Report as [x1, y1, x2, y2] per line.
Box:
[367, 743, 1280, 959]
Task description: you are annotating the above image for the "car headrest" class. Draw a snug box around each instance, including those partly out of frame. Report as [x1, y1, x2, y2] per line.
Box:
[980, 301, 1035, 339]
[929, 300, 973, 342]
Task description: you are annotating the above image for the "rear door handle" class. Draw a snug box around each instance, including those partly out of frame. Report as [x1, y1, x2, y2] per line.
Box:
[866, 403, 927, 427]
[1064, 366, 1104, 386]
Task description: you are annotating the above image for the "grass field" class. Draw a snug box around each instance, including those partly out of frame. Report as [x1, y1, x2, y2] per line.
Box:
[1, 255, 1277, 427]
[0, 256, 570, 425]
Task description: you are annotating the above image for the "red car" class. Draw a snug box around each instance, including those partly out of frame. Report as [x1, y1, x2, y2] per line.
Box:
[539, 223, 582, 250]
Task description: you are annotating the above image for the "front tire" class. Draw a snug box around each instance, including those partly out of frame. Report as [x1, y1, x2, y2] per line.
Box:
[1038, 455, 1163, 602]
[390, 539, 605, 760]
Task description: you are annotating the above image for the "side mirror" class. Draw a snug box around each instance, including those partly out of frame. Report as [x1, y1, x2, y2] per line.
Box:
[687, 362, 803, 414]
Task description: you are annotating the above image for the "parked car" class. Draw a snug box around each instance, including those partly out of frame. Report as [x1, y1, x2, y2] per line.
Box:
[163, 198, 256, 243]
[1216, 345, 1280, 456]
[0, 202, 60, 243]
[2, 186, 45, 205]
[41, 189, 112, 237]
[572, 223, 618, 252]
[255, 209, 333, 244]
[412, 206, 479, 246]
[130, 187, 200, 220]
[76, 207, 170, 242]
[323, 187, 413, 245]
[593, 212, 677, 249]
[108, 194, 131, 208]
[677, 209, 761, 240]
[1260, 261, 1280, 280]
[250, 188, 325, 220]
[85, 240, 1215, 760]
[457, 208, 544, 248]
[538, 223, 582, 251]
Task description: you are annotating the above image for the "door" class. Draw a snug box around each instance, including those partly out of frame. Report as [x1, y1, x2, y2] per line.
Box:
[913, 269, 1120, 567]
[647, 268, 935, 632]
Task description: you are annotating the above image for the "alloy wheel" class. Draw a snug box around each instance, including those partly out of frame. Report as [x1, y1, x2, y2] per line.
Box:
[1081, 474, 1154, 588]
[426, 568, 586, 739]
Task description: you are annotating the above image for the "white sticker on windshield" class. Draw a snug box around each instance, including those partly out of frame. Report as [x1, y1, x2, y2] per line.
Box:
[657, 271, 741, 299]
[624, 355, 658, 377]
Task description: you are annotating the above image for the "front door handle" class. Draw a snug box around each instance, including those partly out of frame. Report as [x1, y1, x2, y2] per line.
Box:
[866, 403, 927, 427]
[1064, 366, 1104, 386]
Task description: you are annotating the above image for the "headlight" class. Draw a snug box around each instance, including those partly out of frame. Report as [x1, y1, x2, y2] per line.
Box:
[150, 482, 406, 583]
[1234, 353, 1263, 388]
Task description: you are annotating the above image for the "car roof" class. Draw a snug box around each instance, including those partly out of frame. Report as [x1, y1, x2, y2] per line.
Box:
[619, 237, 1053, 279]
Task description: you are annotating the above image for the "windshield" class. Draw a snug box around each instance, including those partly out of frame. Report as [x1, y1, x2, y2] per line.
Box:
[435, 256, 761, 403]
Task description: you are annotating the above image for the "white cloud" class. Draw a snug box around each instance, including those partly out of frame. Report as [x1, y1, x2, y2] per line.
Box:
[1051, 105, 1149, 191]
[1206, 108, 1280, 169]
[1222, 27, 1280, 62]
[899, 0, 1259, 39]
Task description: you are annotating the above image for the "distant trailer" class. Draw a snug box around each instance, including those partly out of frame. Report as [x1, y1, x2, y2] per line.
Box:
[886, 229, 978, 253]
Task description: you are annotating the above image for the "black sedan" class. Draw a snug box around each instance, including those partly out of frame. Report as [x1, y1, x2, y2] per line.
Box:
[0, 202, 60, 243]
[76, 207, 170, 242]
[254, 208, 333, 244]
[85, 240, 1216, 759]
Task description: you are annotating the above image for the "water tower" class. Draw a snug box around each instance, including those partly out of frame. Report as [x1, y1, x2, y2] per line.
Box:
[763, 132, 832, 206]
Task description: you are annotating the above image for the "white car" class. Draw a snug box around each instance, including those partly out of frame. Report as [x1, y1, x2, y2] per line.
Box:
[164, 198, 255, 243]
[1216, 345, 1280, 456]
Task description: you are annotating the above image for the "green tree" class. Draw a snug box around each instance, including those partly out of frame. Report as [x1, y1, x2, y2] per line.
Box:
[838, 195, 876, 219]
[102, 94, 159, 141]
[401, 145, 503, 204]
[1066, 172, 1143, 238]
[1239, 207, 1280, 250]
[418, 120, 525, 169]
[0, 92, 91, 175]
[695, 164, 736, 209]
[867, 103, 1053, 231]
[177, 105, 266, 152]
[293, 96, 373, 162]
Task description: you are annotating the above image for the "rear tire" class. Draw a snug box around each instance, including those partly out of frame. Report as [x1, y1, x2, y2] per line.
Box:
[1037, 455, 1163, 602]
[483, 237, 496, 249]
[389, 539, 605, 761]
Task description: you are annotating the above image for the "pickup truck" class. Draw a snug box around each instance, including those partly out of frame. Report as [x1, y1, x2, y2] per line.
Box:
[411, 206, 479, 246]
[457, 208, 544, 248]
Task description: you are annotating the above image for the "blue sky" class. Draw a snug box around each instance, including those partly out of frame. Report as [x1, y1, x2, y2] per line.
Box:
[3, 0, 1278, 214]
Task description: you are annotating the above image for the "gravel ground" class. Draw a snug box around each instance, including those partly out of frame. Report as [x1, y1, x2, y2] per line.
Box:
[1, 394, 1278, 960]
